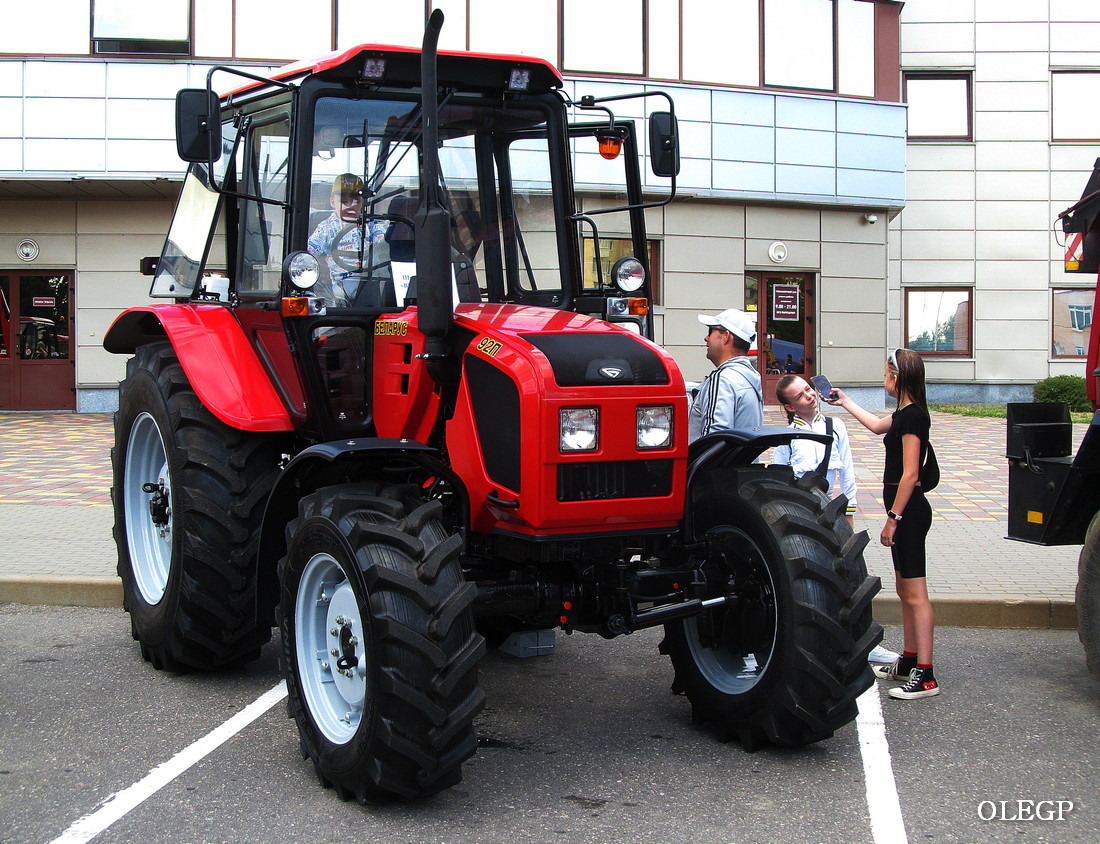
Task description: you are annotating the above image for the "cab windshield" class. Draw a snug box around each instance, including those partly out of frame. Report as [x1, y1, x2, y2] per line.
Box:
[307, 95, 563, 310]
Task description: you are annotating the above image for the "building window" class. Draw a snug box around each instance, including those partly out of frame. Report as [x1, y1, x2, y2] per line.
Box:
[673, 0, 888, 97]
[1052, 72, 1100, 142]
[904, 73, 972, 140]
[905, 288, 972, 357]
[1053, 288, 1094, 357]
[582, 238, 661, 305]
[93, 0, 190, 55]
[563, 0, 644, 75]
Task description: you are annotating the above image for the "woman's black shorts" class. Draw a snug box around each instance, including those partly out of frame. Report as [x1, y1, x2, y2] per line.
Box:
[883, 486, 932, 579]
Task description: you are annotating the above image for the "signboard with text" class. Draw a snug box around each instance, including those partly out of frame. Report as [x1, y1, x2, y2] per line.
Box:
[772, 285, 800, 322]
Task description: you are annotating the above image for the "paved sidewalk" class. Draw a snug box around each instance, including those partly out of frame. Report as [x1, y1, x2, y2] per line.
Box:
[0, 409, 1084, 627]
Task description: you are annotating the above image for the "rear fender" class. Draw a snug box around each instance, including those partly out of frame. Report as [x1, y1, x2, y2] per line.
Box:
[255, 437, 470, 620]
[103, 305, 291, 431]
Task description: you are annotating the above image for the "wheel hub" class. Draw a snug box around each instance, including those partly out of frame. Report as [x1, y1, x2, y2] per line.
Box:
[295, 553, 368, 744]
[142, 480, 171, 535]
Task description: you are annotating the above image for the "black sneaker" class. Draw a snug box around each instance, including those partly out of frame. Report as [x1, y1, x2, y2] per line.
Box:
[888, 667, 941, 700]
[872, 657, 916, 680]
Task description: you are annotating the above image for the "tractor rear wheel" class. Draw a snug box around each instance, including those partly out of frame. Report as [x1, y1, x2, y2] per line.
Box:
[112, 341, 285, 671]
[1077, 512, 1100, 680]
[279, 483, 485, 803]
[661, 467, 881, 749]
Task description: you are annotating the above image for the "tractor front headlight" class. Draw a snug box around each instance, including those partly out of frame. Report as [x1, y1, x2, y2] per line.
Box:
[636, 405, 673, 449]
[560, 407, 599, 452]
[283, 251, 320, 290]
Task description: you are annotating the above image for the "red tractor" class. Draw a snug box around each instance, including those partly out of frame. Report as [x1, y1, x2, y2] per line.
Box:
[1006, 158, 1100, 681]
[104, 13, 879, 802]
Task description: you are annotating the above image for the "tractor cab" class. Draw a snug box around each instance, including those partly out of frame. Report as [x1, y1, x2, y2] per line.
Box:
[137, 36, 678, 442]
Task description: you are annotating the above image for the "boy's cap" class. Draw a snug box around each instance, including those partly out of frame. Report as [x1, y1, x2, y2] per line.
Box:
[697, 308, 756, 344]
[332, 173, 364, 196]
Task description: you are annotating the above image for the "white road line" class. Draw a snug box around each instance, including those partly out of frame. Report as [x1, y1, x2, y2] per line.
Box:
[50, 681, 288, 844]
[857, 683, 909, 844]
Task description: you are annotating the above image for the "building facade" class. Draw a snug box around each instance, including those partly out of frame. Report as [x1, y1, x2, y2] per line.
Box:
[1, 0, 907, 413]
[893, 0, 1100, 403]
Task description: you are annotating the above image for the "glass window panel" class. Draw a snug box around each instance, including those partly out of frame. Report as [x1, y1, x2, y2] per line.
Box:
[93, 0, 188, 39]
[837, 0, 876, 98]
[905, 288, 972, 356]
[563, 0, 644, 75]
[470, 0, 557, 60]
[1052, 73, 1100, 141]
[905, 75, 971, 139]
[682, 0, 758, 86]
[239, 119, 290, 295]
[338, 0, 422, 50]
[194, 0, 233, 57]
[1053, 288, 1094, 357]
[235, 0, 331, 60]
[764, 0, 834, 91]
[648, 0, 680, 79]
[0, 2, 89, 54]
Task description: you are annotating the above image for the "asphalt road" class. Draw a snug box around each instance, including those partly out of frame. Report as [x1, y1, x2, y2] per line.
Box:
[2, 604, 1098, 844]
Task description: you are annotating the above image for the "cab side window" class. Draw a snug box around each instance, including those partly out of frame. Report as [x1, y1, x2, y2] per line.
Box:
[238, 116, 290, 295]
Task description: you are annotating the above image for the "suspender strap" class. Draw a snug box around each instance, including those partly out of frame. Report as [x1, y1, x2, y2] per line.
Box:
[814, 416, 834, 476]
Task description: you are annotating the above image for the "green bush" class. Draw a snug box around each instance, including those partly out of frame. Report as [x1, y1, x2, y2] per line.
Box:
[1033, 374, 1091, 412]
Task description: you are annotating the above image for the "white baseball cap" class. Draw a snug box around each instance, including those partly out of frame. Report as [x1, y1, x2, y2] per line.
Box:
[697, 308, 756, 344]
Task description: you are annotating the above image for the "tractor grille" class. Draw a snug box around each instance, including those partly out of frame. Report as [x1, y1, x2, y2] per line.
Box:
[557, 460, 673, 502]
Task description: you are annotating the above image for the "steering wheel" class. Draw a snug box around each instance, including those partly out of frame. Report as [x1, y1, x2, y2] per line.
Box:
[329, 223, 369, 272]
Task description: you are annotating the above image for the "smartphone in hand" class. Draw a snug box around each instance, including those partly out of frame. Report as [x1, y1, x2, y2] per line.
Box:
[810, 374, 836, 401]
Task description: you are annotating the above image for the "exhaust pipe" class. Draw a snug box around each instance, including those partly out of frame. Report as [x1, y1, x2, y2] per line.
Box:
[415, 9, 454, 385]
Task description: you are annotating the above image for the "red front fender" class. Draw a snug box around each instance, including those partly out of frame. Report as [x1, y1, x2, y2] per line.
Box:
[104, 304, 292, 432]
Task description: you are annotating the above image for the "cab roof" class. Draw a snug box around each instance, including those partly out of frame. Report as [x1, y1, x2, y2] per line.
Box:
[226, 43, 563, 99]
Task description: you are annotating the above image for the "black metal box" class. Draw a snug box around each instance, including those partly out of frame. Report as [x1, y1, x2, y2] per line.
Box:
[1006, 403, 1072, 460]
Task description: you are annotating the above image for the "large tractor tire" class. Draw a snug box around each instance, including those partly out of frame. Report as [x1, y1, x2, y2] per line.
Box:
[1077, 512, 1100, 681]
[112, 341, 286, 671]
[660, 467, 881, 750]
[278, 483, 485, 803]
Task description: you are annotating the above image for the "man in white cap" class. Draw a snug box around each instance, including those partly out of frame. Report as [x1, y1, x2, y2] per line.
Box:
[688, 307, 764, 442]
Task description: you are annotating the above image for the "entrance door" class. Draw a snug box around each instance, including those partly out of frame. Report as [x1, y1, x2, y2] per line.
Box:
[0, 272, 75, 410]
[746, 272, 814, 405]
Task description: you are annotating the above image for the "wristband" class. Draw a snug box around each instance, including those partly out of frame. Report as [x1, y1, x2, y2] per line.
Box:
[887, 510, 902, 521]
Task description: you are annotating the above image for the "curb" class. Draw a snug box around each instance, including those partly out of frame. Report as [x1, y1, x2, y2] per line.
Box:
[0, 576, 123, 609]
[873, 594, 1078, 630]
[0, 577, 1080, 630]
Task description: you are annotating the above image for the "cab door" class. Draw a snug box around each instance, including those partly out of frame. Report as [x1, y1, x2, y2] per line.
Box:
[0, 273, 75, 410]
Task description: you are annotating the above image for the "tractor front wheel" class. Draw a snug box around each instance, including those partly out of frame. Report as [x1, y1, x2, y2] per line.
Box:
[661, 467, 881, 749]
[279, 483, 485, 803]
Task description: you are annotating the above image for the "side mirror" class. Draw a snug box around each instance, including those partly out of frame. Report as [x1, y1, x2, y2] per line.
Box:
[649, 111, 680, 178]
[175, 88, 222, 163]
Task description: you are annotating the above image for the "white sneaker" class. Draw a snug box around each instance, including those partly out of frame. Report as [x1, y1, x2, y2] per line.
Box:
[868, 644, 900, 664]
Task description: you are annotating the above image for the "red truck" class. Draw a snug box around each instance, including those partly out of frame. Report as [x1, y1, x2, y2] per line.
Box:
[1006, 157, 1100, 680]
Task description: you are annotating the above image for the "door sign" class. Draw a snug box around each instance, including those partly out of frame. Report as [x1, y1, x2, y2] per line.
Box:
[772, 285, 800, 322]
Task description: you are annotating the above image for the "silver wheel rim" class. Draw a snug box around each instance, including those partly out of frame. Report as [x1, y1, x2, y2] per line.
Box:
[687, 529, 778, 695]
[295, 553, 367, 745]
[124, 412, 173, 605]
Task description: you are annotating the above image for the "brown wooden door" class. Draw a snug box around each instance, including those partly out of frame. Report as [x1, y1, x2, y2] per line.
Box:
[746, 272, 815, 405]
[0, 272, 75, 410]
